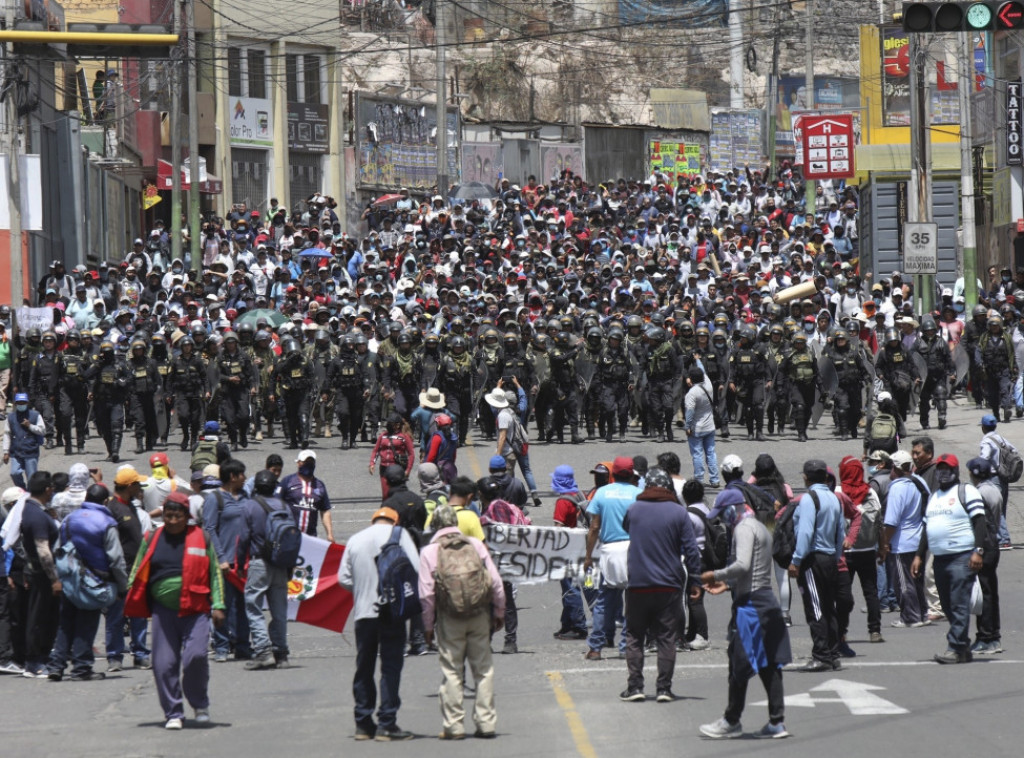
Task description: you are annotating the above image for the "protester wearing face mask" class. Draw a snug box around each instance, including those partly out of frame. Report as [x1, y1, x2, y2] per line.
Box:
[2, 393, 46, 489]
[911, 454, 987, 664]
[279, 450, 334, 542]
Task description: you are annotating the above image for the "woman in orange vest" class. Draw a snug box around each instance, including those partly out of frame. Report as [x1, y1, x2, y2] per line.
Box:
[125, 491, 225, 730]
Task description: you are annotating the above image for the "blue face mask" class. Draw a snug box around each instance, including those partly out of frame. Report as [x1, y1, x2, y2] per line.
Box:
[954, 304, 965, 313]
[15, 404, 28, 413]
[804, 324, 815, 334]
[299, 463, 316, 477]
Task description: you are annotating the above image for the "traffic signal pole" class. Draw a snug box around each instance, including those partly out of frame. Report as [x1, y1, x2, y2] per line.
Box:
[909, 33, 934, 314]
[958, 30, 978, 307]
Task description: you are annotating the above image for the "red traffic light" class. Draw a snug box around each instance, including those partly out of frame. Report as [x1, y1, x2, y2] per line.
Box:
[997, 0, 1024, 26]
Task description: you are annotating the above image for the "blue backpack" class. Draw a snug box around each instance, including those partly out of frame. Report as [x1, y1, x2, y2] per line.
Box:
[375, 526, 421, 622]
[255, 496, 302, 569]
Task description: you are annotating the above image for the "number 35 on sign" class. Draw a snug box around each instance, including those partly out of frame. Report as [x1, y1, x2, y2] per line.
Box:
[903, 222, 938, 275]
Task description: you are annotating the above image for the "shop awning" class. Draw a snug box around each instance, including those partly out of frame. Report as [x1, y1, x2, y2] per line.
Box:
[156, 159, 223, 194]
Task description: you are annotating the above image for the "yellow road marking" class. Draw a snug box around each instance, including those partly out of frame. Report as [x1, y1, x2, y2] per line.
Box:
[465, 433, 484, 478]
[547, 671, 599, 758]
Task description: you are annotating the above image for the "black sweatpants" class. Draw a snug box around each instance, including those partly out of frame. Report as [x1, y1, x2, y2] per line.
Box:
[726, 665, 785, 726]
[845, 551, 880, 635]
[797, 552, 841, 664]
[624, 589, 682, 692]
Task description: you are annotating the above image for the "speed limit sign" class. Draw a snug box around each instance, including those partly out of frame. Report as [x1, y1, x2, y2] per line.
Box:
[903, 222, 938, 275]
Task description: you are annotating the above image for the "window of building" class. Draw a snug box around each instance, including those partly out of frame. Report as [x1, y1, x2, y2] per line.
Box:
[286, 54, 299, 103]
[303, 55, 322, 105]
[227, 47, 242, 97]
[247, 49, 267, 99]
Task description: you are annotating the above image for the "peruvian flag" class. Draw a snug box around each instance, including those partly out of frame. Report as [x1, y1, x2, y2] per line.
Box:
[286, 535, 354, 633]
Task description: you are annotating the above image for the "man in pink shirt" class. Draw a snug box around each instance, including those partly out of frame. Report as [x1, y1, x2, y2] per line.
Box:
[419, 505, 505, 740]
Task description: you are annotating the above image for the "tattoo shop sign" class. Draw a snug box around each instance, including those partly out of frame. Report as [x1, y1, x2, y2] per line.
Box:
[485, 525, 588, 584]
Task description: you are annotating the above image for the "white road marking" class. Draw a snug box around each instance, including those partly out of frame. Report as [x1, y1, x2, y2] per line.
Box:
[553, 659, 1023, 675]
[754, 678, 909, 715]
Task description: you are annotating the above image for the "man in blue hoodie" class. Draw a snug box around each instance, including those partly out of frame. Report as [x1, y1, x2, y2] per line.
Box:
[787, 459, 845, 672]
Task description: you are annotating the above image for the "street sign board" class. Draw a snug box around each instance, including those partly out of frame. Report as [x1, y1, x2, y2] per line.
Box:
[1008, 81, 1022, 166]
[800, 114, 856, 179]
[903, 222, 939, 274]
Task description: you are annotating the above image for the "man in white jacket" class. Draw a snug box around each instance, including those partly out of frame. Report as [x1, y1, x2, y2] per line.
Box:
[684, 367, 720, 488]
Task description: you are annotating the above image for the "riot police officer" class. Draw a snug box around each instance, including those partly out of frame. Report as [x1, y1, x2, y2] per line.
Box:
[324, 334, 368, 449]
[644, 326, 682, 443]
[474, 328, 505, 440]
[549, 331, 582, 444]
[308, 328, 338, 439]
[218, 331, 257, 450]
[962, 304, 990, 409]
[271, 338, 315, 449]
[874, 328, 918, 421]
[126, 338, 160, 454]
[88, 340, 130, 462]
[15, 327, 42, 395]
[28, 331, 60, 448]
[251, 329, 277, 440]
[914, 315, 954, 430]
[57, 331, 90, 454]
[354, 331, 381, 442]
[151, 332, 173, 446]
[594, 327, 635, 443]
[764, 323, 790, 436]
[728, 326, 769, 441]
[825, 329, 871, 441]
[976, 313, 1018, 422]
[778, 332, 817, 442]
[384, 331, 422, 421]
[168, 336, 210, 450]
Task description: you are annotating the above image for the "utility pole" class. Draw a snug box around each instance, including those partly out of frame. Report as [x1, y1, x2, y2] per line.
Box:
[908, 34, 933, 315]
[170, 0, 182, 263]
[728, 0, 744, 109]
[958, 31, 977, 308]
[435, 0, 448, 198]
[4, 1, 23, 307]
[186, 0, 200, 270]
[803, 0, 815, 215]
[766, 0, 781, 177]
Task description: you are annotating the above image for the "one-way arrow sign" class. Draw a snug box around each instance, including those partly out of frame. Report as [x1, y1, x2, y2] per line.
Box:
[754, 679, 908, 716]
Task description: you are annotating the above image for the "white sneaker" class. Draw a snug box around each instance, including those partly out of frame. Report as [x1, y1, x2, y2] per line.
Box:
[165, 718, 183, 730]
[754, 722, 790, 739]
[700, 717, 742, 739]
[194, 708, 210, 724]
[689, 635, 710, 651]
[0, 661, 25, 675]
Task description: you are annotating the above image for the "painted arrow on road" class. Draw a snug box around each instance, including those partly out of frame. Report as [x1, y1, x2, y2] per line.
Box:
[754, 679, 908, 716]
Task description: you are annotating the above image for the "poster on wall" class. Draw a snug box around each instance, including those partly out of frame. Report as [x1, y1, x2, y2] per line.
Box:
[709, 110, 763, 172]
[461, 142, 502, 184]
[618, 0, 726, 27]
[287, 103, 329, 153]
[541, 144, 584, 182]
[646, 140, 700, 182]
[880, 25, 959, 127]
[229, 97, 273, 147]
[775, 76, 859, 149]
[356, 94, 459, 190]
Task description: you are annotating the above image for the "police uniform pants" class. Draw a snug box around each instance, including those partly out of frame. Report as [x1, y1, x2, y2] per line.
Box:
[128, 391, 158, 446]
[647, 379, 675, 434]
[445, 391, 471, 445]
[393, 385, 417, 420]
[553, 388, 579, 437]
[788, 381, 815, 433]
[596, 381, 629, 438]
[220, 388, 250, 444]
[283, 391, 310, 446]
[835, 378, 864, 434]
[33, 395, 55, 441]
[94, 399, 124, 450]
[334, 387, 365, 443]
[919, 373, 948, 424]
[175, 396, 203, 440]
[739, 382, 765, 434]
[58, 386, 89, 448]
[985, 371, 1014, 414]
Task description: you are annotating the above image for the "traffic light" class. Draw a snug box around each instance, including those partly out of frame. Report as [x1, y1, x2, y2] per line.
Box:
[901, 1, 1024, 31]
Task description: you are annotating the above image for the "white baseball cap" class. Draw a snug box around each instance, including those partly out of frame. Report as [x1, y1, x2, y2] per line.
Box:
[296, 449, 317, 463]
[721, 455, 743, 474]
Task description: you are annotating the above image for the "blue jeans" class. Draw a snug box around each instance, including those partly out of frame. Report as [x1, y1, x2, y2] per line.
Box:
[510, 449, 539, 495]
[932, 551, 974, 653]
[587, 580, 625, 654]
[559, 577, 595, 633]
[104, 596, 150, 663]
[244, 558, 289, 657]
[877, 560, 897, 609]
[9, 454, 37, 489]
[48, 600, 102, 677]
[212, 582, 251, 657]
[353, 617, 407, 729]
[687, 430, 719, 485]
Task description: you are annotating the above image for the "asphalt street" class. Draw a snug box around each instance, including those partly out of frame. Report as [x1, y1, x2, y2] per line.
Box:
[2, 393, 1023, 757]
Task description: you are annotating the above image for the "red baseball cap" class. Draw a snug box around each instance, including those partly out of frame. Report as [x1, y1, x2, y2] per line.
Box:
[150, 452, 169, 468]
[611, 456, 634, 476]
[935, 453, 959, 469]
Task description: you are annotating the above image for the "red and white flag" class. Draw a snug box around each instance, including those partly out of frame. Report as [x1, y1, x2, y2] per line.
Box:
[286, 534, 354, 633]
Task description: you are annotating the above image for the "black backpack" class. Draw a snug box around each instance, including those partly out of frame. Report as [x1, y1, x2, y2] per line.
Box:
[688, 506, 729, 570]
[732, 482, 779, 522]
[375, 526, 421, 622]
[255, 496, 302, 569]
[771, 491, 820, 569]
